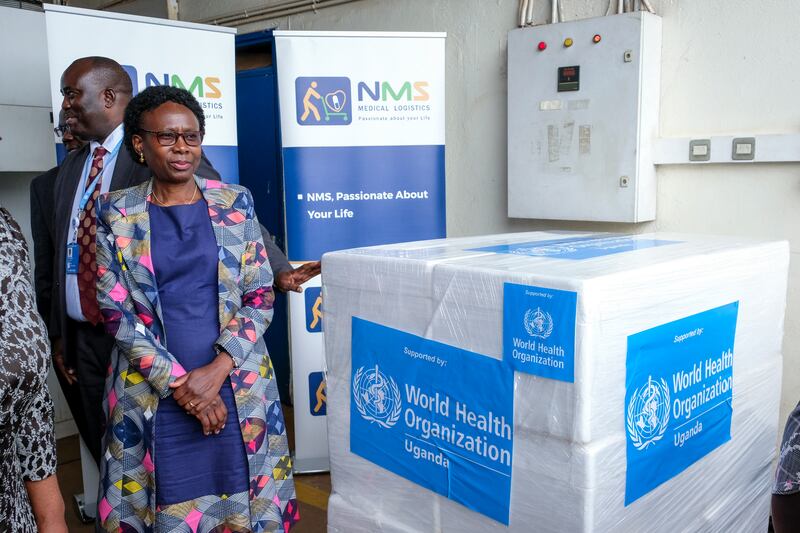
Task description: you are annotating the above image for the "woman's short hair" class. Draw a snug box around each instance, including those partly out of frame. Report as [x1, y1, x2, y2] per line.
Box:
[123, 85, 206, 165]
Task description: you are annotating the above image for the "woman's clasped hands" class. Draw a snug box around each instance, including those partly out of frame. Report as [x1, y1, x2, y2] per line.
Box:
[169, 352, 235, 436]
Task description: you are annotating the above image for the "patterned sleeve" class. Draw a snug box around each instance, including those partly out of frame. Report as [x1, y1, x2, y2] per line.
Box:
[95, 200, 187, 398]
[215, 190, 275, 368]
[775, 401, 800, 495]
[16, 383, 57, 481]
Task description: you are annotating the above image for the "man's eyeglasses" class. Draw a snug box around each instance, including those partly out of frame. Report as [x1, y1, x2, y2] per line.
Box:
[140, 129, 204, 147]
[54, 125, 70, 137]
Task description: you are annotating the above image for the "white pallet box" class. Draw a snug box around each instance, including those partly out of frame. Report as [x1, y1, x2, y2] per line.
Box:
[327, 360, 779, 533]
[323, 231, 600, 403]
[323, 232, 789, 533]
[326, 355, 439, 530]
[434, 361, 781, 533]
[327, 493, 426, 533]
[426, 238, 788, 442]
[324, 258, 441, 532]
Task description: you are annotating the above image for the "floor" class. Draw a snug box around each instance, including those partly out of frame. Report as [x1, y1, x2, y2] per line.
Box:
[56, 403, 330, 532]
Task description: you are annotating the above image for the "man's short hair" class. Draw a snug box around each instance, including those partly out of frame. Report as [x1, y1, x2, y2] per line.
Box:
[69, 56, 132, 95]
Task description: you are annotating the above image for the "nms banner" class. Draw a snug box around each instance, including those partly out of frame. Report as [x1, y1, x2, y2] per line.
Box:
[274, 31, 447, 261]
[44, 5, 239, 181]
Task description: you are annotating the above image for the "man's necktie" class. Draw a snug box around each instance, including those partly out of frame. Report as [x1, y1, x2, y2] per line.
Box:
[77, 146, 108, 325]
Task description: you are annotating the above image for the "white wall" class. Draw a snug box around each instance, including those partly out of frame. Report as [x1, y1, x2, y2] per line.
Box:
[187, 0, 800, 429]
[2, 4, 76, 439]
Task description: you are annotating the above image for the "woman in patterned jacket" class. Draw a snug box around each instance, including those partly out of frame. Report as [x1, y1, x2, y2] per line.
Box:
[94, 86, 298, 532]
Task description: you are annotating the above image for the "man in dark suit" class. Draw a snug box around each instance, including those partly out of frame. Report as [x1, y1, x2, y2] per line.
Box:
[32, 112, 86, 348]
[30, 111, 87, 443]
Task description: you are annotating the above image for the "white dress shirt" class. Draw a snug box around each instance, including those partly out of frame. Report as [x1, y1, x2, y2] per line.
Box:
[65, 123, 125, 322]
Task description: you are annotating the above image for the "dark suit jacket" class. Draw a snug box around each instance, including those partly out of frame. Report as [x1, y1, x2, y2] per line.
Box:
[51, 144, 220, 362]
[30, 166, 59, 328]
[260, 223, 291, 275]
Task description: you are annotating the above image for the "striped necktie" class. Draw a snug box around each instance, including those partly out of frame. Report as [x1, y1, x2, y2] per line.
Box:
[76, 146, 108, 325]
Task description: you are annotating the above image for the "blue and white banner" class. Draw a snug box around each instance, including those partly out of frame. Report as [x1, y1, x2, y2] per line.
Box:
[351, 317, 514, 524]
[276, 31, 447, 473]
[504, 283, 577, 382]
[471, 234, 680, 260]
[44, 5, 239, 181]
[274, 31, 447, 261]
[286, 273, 329, 472]
[625, 302, 739, 505]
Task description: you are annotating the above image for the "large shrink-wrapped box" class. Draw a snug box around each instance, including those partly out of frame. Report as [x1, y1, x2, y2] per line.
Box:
[322, 232, 789, 532]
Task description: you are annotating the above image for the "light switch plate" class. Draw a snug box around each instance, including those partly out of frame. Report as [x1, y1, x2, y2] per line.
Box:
[689, 139, 711, 161]
[732, 137, 755, 160]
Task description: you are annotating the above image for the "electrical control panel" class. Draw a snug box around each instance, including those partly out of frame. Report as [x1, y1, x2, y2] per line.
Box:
[508, 12, 662, 222]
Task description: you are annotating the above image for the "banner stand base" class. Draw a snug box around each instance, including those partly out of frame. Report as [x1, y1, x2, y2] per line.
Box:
[293, 455, 330, 474]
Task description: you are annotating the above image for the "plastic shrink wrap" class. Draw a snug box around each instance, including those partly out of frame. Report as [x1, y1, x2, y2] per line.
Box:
[322, 232, 789, 532]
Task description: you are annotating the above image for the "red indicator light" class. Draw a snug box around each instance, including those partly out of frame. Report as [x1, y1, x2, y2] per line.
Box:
[538, 41, 547, 51]
[593, 34, 602, 43]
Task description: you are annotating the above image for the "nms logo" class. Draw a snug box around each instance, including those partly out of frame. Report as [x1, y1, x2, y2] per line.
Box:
[122, 65, 222, 98]
[357, 80, 429, 102]
[295, 77, 352, 126]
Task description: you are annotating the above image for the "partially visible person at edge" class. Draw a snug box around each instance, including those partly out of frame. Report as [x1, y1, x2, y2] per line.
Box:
[30, 111, 90, 452]
[773, 400, 800, 533]
[94, 85, 298, 532]
[32, 111, 88, 324]
[0, 207, 68, 532]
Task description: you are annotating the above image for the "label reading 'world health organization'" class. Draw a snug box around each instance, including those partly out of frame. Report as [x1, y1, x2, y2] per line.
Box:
[470, 235, 681, 260]
[350, 317, 513, 524]
[625, 302, 739, 505]
[504, 283, 577, 382]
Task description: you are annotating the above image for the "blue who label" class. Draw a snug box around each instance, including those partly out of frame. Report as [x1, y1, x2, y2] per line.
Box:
[625, 302, 738, 505]
[503, 283, 577, 382]
[350, 317, 514, 524]
[470, 235, 680, 260]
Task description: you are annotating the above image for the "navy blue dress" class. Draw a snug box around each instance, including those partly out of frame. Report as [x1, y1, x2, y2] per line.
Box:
[150, 200, 249, 506]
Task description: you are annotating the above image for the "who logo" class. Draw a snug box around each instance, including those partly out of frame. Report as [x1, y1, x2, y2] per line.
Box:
[524, 307, 554, 339]
[626, 375, 671, 451]
[295, 77, 352, 125]
[352, 364, 401, 428]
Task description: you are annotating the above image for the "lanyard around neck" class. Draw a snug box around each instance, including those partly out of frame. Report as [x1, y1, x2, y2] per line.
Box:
[78, 139, 124, 211]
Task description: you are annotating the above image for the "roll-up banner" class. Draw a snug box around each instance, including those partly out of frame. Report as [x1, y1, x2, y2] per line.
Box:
[274, 31, 447, 472]
[44, 4, 239, 181]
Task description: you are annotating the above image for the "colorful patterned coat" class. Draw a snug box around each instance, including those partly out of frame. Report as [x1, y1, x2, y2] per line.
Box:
[95, 177, 299, 532]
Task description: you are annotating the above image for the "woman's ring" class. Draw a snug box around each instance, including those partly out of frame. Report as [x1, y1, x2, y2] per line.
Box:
[189, 401, 195, 408]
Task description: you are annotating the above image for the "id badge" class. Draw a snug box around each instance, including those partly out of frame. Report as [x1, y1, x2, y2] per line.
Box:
[66, 243, 80, 274]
